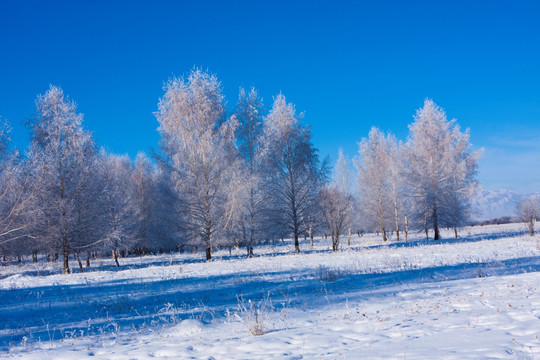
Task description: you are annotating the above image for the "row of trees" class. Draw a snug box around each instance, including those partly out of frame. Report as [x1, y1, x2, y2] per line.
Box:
[0, 87, 180, 273]
[0, 69, 481, 272]
[318, 99, 481, 250]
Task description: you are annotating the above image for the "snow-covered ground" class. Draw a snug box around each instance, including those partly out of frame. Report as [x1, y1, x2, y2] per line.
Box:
[1, 223, 539, 359]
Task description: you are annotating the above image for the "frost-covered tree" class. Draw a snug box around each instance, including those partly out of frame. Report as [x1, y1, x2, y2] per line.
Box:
[152, 165, 185, 252]
[235, 87, 266, 257]
[98, 152, 137, 266]
[131, 153, 183, 254]
[262, 94, 326, 253]
[443, 133, 481, 238]
[0, 118, 35, 259]
[333, 148, 353, 194]
[156, 68, 240, 261]
[27, 86, 97, 273]
[517, 195, 539, 236]
[320, 151, 354, 251]
[405, 99, 480, 240]
[387, 135, 406, 241]
[356, 127, 392, 242]
[132, 152, 154, 255]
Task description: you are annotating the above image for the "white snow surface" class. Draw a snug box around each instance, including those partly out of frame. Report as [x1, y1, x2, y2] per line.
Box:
[1, 223, 540, 359]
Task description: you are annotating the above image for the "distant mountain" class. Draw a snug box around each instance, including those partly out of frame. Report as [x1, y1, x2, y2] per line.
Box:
[472, 189, 533, 221]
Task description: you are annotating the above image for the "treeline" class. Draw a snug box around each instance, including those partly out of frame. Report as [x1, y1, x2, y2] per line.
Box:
[0, 69, 480, 272]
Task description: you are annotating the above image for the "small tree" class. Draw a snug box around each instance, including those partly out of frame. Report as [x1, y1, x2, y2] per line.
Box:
[517, 196, 539, 236]
[320, 186, 354, 251]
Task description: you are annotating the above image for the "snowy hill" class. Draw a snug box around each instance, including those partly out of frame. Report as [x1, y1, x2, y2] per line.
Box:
[472, 189, 522, 221]
[472, 188, 540, 221]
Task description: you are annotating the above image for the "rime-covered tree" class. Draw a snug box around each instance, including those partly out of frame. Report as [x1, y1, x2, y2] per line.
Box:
[442, 132, 481, 238]
[320, 150, 354, 251]
[98, 152, 137, 266]
[405, 99, 480, 240]
[235, 87, 266, 257]
[333, 148, 353, 195]
[27, 86, 97, 273]
[0, 118, 35, 259]
[387, 135, 405, 241]
[517, 195, 539, 236]
[356, 127, 392, 242]
[262, 94, 326, 253]
[132, 152, 154, 255]
[151, 165, 185, 252]
[156, 69, 240, 261]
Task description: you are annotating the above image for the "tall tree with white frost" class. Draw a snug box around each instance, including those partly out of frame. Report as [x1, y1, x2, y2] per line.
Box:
[405, 99, 479, 240]
[235, 87, 266, 257]
[27, 86, 97, 273]
[262, 94, 326, 253]
[156, 69, 240, 261]
[356, 127, 392, 242]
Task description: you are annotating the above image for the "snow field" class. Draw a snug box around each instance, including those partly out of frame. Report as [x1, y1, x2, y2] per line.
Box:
[1, 223, 539, 359]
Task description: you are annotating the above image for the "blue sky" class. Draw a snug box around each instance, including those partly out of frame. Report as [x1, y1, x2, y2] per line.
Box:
[0, 0, 539, 193]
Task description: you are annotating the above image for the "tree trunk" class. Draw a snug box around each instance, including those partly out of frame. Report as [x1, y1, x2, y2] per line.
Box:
[294, 233, 300, 253]
[85, 251, 90, 268]
[63, 249, 70, 274]
[454, 227, 458, 239]
[205, 247, 212, 261]
[113, 249, 120, 267]
[432, 201, 440, 240]
[76, 253, 83, 273]
[308, 225, 313, 248]
[404, 216, 409, 243]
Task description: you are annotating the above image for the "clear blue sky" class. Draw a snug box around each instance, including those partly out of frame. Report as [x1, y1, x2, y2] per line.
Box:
[0, 0, 539, 193]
